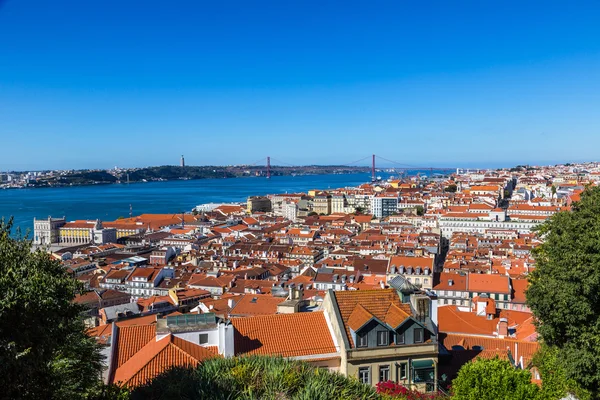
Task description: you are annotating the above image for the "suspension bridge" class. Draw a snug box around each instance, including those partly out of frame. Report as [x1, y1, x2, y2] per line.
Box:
[242, 154, 456, 181]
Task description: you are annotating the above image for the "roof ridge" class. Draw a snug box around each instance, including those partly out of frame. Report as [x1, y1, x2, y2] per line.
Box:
[169, 338, 201, 363]
[113, 334, 171, 385]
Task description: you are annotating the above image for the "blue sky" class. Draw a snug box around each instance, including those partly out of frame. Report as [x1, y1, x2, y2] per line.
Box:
[1, 0, 600, 171]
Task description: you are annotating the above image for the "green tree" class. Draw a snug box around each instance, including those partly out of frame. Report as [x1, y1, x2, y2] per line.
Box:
[0, 219, 104, 400]
[444, 184, 457, 193]
[416, 205, 425, 216]
[451, 357, 538, 400]
[526, 186, 600, 396]
[550, 185, 557, 199]
[533, 344, 590, 400]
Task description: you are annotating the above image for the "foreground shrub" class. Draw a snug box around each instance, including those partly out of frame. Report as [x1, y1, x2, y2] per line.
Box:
[376, 380, 447, 399]
[131, 355, 379, 400]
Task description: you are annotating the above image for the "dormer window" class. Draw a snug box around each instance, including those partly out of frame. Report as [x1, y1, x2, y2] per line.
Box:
[377, 331, 389, 346]
[357, 331, 368, 348]
[414, 328, 424, 343]
[397, 331, 405, 344]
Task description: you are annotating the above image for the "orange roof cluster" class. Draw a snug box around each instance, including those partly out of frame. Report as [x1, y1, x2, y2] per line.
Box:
[334, 289, 412, 347]
[113, 329, 218, 387]
[232, 312, 338, 358]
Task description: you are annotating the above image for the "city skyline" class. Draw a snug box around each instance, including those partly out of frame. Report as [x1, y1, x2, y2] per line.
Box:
[2, 1, 600, 170]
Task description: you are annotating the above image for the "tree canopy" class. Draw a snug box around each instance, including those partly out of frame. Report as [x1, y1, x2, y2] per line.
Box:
[526, 186, 600, 395]
[451, 358, 539, 400]
[0, 219, 104, 400]
[444, 184, 457, 193]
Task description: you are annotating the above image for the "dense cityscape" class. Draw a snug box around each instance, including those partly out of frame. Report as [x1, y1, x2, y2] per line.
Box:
[3, 1, 600, 399]
[22, 161, 594, 396]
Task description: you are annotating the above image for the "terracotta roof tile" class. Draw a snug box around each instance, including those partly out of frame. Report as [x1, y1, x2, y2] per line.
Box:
[467, 274, 510, 294]
[347, 304, 374, 331]
[115, 325, 156, 368]
[333, 289, 412, 347]
[384, 303, 411, 328]
[113, 334, 217, 387]
[232, 312, 338, 358]
[440, 333, 539, 367]
[229, 294, 285, 317]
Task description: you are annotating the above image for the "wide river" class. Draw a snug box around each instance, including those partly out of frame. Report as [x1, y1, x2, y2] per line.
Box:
[0, 173, 378, 234]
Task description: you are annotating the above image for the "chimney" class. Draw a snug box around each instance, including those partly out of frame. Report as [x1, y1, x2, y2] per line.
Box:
[209, 304, 214, 310]
[497, 318, 508, 338]
[227, 299, 234, 309]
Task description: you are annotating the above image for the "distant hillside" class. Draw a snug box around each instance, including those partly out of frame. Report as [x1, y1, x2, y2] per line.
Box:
[27, 165, 371, 187]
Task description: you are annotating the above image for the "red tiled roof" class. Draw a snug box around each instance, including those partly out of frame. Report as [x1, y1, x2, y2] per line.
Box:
[113, 334, 218, 387]
[232, 312, 338, 358]
[467, 274, 510, 294]
[333, 289, 412, 347]
[347, 304, 374, 331]
[440, 333, 539, 367]
[384, 303, 411, 328]
[115, 325, 156, 368]
[229, 294, 285, 317]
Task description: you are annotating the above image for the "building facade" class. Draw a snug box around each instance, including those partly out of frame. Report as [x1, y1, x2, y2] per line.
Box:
[33, 216, 66, 245]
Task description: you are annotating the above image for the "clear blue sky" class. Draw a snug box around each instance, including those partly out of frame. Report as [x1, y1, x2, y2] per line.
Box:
[1, 0, 600, 171]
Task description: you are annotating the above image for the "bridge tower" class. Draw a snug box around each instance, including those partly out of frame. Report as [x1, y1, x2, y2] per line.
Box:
[371, 154, 376, 182]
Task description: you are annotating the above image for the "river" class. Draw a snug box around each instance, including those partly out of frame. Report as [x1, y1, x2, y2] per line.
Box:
[0, 170, 450, 234]
[0, 173, 374, 234]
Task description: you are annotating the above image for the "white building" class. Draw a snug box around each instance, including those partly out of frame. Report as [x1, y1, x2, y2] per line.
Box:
[370, 195, 399, 218]
[33, 216, 66, 245]
[283, 201, 298, 222]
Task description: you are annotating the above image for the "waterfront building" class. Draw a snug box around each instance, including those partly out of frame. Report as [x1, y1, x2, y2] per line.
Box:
[246, 196, 272, 213]
[58, 220, 117, 245]
[33, 216, 66, 245]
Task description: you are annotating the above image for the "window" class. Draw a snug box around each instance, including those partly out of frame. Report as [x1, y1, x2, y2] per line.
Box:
[379, 365, 390, 382]
[358, 367, 370, 385]
[397, 331, 405, 344]
[398, 363, 408, 380]
[357, 331, 368, 348]
[414, 328, 424, 343]
[377, 331, 389, 346]
[199, 333, 209, 345]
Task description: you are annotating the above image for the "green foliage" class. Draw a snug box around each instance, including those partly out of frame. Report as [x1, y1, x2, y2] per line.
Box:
[444, 184, 457, 193]
[0, 218, 104, 400]
[416, 205, 425, 216]
[532, 344, 590, 400]
[526, 186, 600, 395]
[131, 356, 380, 400]
[451, 357, 539, 400]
